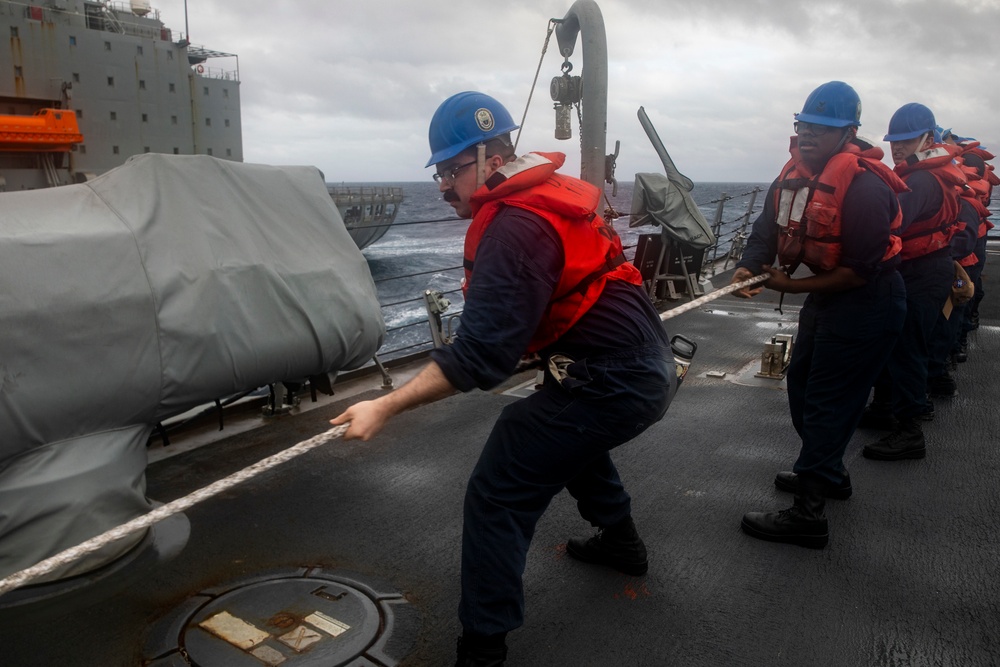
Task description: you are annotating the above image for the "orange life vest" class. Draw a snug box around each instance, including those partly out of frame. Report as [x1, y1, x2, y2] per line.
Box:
[774, 138, 905, 272]
[961, 164, 990, 201]
[957, 202, 982, 266]
[955, 201, 983, 267]
[893, 144, 966, 261]
[961, 186, 992, 240]
[955, 141, 997, 232]
[465, 151, 641, 353]
[954, 141, 997, 184]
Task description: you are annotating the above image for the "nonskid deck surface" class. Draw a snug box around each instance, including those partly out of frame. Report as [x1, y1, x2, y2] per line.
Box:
[3, 265, 999, 666]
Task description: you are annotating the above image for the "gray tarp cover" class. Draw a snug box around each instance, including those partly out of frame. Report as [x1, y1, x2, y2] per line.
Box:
[629, 172, 717, 250]
[0, 154, 384, 581]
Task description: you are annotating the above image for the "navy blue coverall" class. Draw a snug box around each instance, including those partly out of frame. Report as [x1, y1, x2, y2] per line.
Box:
[873, 170, 956, 417]
[927, 198, 980, 381]
[430, 205, 676, 636]
[736, 171, 906, 488]
[961, 152, 991, 336]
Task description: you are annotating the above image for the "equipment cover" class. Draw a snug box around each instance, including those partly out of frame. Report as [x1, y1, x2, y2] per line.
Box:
[630, 107, 716, 250]
[0, 154, 384, 581]
[629, 172, 717, 250]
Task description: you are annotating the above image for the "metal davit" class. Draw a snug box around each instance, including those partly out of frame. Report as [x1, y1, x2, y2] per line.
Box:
[554, 0, 608, 190]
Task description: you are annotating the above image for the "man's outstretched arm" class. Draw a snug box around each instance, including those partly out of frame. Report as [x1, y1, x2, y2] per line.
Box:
[331, 360, 456, 441]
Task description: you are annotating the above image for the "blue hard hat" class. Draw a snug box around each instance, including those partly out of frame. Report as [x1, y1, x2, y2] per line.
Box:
[426, 91, 519, 168]
[794, 81, 862, 128]
[883, 103, 936, 142]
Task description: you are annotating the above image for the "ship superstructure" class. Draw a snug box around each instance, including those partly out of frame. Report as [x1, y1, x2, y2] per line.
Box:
[0, 0, 241, 190]
[1, 0, 401, 250]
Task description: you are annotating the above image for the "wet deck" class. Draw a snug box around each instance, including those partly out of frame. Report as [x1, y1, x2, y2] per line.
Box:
[3, 260, 999, 666]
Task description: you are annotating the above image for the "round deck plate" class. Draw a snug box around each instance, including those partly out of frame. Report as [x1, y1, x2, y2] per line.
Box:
[144, 568, 417, 666]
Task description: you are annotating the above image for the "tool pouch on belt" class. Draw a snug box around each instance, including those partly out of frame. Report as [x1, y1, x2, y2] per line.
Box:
[547, 354, 592, 390]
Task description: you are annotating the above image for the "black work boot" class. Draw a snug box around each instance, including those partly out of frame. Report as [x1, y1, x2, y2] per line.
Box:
[774, 471, 852, 500]
[455, 634, 507, 667]
[862, 417, 926, 460]
[567, 516, 648, 575]
[955, 338, 969, 363]
[741, 475, 829, 549]
[856, 402, 898, 430]
[927, 372, 958, 398]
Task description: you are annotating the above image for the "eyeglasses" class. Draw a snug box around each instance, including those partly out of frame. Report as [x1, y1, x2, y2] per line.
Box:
[793, 121, 836, 137]
[433, 159, 478, 184]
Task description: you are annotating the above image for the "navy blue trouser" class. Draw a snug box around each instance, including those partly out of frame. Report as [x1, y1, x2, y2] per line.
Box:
[789, 270, 905, 487]
[927, 303, 964, 380]
[458, 344, 675, 636]
[873, 253, 954, 418]
[926, 252, 982, 379]
[962, 236, 987, 335]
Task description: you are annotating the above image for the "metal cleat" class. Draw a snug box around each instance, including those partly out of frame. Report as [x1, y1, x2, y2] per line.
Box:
[755, 334, 794, 380]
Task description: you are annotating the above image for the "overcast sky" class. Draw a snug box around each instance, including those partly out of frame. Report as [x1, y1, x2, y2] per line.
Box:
[157, 0, 999, 184]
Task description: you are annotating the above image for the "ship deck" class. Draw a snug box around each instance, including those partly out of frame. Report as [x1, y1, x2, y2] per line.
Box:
[3, 261, 999, 666]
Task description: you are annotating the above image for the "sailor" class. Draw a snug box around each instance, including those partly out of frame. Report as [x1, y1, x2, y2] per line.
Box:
[861, 104, 965, 461]
[331, 91, 676, 666]
[945, 130, 996, 352]
[730, 81, 906, 549]
[925, 185, 984, 400]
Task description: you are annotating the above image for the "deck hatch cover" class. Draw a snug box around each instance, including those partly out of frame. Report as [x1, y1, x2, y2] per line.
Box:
[144, 568, 417, 666]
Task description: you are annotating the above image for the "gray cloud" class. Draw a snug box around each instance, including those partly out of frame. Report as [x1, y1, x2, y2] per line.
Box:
[160, 0, 1000, 183]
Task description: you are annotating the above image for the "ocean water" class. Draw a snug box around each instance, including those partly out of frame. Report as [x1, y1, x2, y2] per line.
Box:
[357, 180, 769, 358]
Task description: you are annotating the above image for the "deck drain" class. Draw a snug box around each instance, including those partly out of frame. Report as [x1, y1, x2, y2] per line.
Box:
[144, 567, 418, 666]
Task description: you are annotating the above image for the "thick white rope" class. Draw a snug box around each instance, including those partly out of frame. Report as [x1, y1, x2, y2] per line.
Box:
[660, 273, 768, 321]
[0, 425, 349, 597]
[0, 273, 770, 597]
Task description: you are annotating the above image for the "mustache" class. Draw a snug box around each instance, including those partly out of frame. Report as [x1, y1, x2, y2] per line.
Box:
[442, 190, 460, 203]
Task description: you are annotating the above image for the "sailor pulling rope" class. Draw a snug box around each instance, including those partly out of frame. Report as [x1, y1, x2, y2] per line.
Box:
[0, 273, 769, 597]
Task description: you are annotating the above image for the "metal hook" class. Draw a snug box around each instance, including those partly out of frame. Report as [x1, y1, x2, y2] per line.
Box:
[605, 140, 620, 197]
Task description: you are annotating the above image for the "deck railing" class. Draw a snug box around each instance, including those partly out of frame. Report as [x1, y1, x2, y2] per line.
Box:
[149, 186, 999, 447]
[369, 188, 765, 362]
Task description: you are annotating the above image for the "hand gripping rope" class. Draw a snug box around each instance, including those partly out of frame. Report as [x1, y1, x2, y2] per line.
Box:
[0, 273, 769, 597]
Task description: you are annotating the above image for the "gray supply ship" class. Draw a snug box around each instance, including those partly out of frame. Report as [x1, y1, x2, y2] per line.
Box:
[0, 0, 399, 249]
[2, 1, 999, 666]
